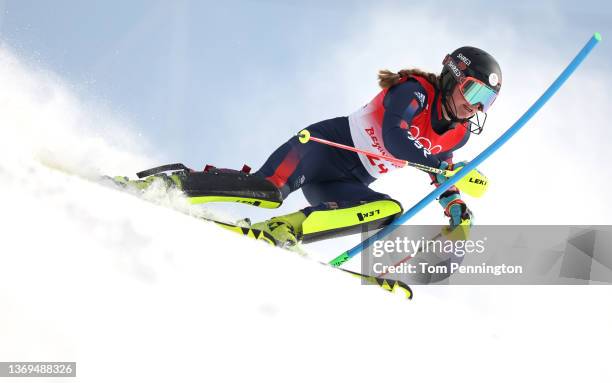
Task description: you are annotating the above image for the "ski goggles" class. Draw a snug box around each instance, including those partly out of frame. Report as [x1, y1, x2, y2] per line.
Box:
[459, 77, 498, 112]
[443, 55, 499, 112]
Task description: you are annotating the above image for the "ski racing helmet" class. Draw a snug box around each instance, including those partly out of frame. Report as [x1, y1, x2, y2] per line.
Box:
[439, 46, 502, 134]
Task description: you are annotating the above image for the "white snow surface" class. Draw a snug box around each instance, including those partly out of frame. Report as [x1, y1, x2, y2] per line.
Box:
[1, 47, 611, 383]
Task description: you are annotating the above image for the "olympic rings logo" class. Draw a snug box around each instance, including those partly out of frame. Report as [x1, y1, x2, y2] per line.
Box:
[408, 125, 442, 154]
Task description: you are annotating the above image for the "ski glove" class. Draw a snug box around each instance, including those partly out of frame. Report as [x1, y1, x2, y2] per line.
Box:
[434, 160, 468, 185]
[431, 161, 473, 227]
[439, 191, 473, 227]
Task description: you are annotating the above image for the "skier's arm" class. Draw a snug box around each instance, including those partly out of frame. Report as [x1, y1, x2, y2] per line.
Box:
[381, 81, 441, 168]
[381, 81, 470, 227]
[432, 156, 472, 227]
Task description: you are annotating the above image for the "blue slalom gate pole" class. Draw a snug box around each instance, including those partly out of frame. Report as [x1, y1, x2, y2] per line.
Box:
[330, 32, 602, 267]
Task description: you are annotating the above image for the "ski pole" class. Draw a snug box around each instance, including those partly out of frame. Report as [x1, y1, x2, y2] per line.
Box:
[297, 129, 489, 198]
[299, 129, 449, 174]
[328, 32, 602, 268]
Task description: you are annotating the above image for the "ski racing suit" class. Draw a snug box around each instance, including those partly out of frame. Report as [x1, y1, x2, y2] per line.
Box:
[253, 75, 471, 242]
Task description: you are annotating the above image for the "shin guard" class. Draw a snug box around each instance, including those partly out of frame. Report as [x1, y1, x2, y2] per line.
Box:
[301, 199, 403, 243]
[136, 163, 283, 208]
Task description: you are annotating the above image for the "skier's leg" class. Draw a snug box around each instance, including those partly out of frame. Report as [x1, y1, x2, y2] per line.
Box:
[253, 119, 353, 199]
[110, 117, 357, 213]
[180, 124, 338, 208]
[110, 118, 350, 209]
[251, 179, 403, 246]
[300, 180, 403, 243]
[178, 167, 283, 208]
[253, 135, 304, 199]
[109, 166, 284, 208]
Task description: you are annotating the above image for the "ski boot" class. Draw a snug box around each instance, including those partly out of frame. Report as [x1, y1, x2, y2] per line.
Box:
[250, 211, 307, 248]
[106, 163, 283, 208]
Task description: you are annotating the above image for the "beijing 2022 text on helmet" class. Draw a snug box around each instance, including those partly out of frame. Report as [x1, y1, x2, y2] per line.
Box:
[440, 46, 502, 134]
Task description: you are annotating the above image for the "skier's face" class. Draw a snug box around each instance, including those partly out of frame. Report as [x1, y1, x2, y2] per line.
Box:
[449, 84, 478, 120]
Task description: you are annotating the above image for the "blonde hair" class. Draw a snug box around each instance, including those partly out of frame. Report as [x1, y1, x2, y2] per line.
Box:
[378, 68, 439, 89]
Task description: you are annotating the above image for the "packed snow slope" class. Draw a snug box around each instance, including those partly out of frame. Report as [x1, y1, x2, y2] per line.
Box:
[1, 47, 611, 383]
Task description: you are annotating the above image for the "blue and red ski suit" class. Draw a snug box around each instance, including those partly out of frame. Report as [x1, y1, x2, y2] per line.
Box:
[254, 75, 471, 213]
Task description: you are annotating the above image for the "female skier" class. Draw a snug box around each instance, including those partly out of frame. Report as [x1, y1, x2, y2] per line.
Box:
[116, 46, 501, 247]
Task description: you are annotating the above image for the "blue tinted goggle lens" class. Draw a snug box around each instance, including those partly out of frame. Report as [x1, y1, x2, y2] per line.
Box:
[461, 79, 497, 112]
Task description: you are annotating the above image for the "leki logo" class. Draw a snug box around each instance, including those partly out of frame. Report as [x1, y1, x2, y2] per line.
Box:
[357, 209, 381, 222]
[469, 177, 487, 186]
[407, 125, 442, 157]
